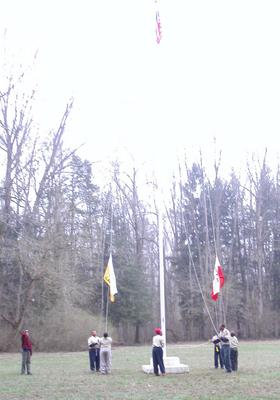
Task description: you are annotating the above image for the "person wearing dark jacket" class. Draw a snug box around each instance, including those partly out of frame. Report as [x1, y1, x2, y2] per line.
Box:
[21, 329, 33, 375]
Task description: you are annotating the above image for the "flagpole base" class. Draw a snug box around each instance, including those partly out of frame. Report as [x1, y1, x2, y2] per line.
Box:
[142, 356, 189, 374]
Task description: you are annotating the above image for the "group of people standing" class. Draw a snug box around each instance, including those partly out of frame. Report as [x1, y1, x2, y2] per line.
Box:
[89, 327, 166, 378]
[211, 324, 239, 373]
[151, 324, 239, 378]
[87, 330, 112, 374]
[20, 325, 237, 376]
[20, 329, 113, 376]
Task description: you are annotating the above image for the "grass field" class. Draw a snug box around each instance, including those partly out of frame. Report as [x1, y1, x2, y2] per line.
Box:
[1, 341, 280, 400]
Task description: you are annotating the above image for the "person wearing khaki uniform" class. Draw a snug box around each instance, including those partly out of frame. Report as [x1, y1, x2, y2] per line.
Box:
[88, 330, 100, 372]
[100, 332, 112, 374]
[218, 324, 232, 373]
[152, 328, 165, 376]
[230, 332, 239, 371]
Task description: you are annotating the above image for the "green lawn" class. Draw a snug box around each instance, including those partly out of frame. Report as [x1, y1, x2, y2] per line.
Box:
[1, 341, 280, 399]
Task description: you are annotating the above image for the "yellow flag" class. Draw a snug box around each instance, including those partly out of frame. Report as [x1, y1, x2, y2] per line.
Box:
[103, 253, 118, 302]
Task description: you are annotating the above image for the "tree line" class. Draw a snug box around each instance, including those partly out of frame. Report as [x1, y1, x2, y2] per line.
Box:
[0, 74, 279, 351]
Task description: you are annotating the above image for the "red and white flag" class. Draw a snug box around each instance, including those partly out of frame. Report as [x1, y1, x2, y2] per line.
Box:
[155, 1, 162, 44]
[211, 256, 225, 301]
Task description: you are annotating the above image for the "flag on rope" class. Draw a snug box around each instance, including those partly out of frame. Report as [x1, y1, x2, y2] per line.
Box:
[211, 256, 225, 301]
[104, 253, 118, 302]
[155, 1, 162, 44]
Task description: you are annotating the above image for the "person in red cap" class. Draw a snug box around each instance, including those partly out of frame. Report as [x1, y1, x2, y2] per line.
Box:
[152, 327, 165, 376]
[20, 329, 33, 375]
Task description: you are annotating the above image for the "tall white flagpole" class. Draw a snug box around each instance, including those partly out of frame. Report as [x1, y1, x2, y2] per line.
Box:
[158, 197, 166, 358]
[154, 0, 165, 356]
[142, 0, 189, 374]
[142, 178, 189, 373]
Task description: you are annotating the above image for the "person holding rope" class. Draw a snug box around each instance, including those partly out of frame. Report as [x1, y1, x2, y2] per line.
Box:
[88, 330, 100, 372]
[211, 334, 224, 369]
[152, 327, 165, 376]
[218, 324, 232, 373]
[100, 332, 112, 374]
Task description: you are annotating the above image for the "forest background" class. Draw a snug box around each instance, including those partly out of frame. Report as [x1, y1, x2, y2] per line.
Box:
[1, 63, 280, 352]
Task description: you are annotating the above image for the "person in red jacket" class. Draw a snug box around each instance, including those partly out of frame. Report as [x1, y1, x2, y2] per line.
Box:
[21, 329, 33, 375]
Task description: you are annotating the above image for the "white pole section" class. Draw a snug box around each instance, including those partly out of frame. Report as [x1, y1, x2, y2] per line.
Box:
[158, 203, 166, 358]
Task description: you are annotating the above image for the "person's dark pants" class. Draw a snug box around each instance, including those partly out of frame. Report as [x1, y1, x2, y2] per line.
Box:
[221, 344, 232, 372]
[89, 349, 100, 371]
[230, 348, 238, 371]
[214, 345, 224, 368]
[21, 350, 31, 374]
[152, 346, 165, 375]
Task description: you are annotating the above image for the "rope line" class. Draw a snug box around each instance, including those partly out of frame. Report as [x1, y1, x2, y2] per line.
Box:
[185, 238, 219, 335]
[207, 180, 217, 256]
[105, 186, 114, 332]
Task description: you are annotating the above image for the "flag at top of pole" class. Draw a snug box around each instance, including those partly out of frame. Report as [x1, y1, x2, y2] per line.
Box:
[155, 0, 162, 44]
[104, 253, 118, 302]
[211, 256, 225, 301]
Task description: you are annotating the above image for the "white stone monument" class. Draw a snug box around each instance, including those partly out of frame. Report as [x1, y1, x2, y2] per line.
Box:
[142, 356, 189, 374]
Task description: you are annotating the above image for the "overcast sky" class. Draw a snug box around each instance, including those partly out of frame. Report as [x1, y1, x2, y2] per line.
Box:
[1, 0, 280, 182]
